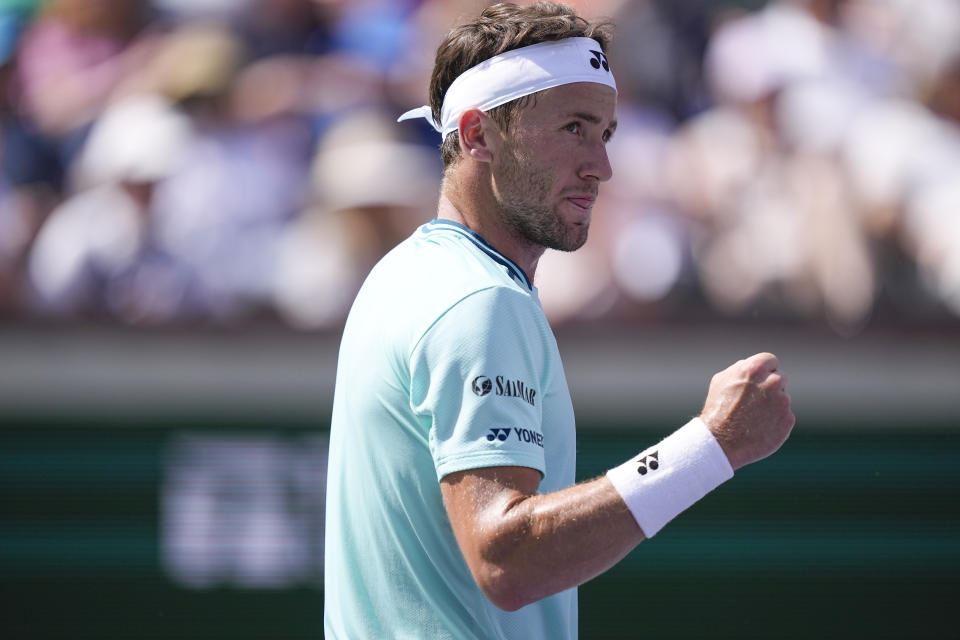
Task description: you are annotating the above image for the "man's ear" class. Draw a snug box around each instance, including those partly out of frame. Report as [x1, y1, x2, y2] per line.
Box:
[458, 108, 499, 163]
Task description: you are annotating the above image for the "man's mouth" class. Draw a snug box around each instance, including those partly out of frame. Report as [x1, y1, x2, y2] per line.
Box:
[565, 194, 596, 210]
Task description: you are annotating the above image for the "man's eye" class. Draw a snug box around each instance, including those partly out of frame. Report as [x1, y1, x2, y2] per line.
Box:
[563, 122, 581, 134]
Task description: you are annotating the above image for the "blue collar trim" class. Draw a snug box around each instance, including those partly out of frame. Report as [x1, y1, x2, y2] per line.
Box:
[424, 219, 532, 290]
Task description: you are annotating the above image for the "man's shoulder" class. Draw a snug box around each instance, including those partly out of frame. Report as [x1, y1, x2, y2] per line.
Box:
[345, 223, 542, 358]
[369, 221, 531, 302]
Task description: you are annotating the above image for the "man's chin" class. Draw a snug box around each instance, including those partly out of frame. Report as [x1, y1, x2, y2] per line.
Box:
[551, 226, 589, 252]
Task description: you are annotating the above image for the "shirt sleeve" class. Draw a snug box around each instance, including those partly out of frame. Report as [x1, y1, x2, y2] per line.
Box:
[410, 286, 549, 481]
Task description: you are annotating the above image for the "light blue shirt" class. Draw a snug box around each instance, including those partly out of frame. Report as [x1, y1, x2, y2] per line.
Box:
[324, 219, 578, 639]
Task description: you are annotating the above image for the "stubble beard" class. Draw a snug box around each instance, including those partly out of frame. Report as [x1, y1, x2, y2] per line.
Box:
[493, 144, 589, 253]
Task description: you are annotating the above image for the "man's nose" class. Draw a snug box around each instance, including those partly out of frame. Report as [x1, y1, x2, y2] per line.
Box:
[579, 141, 613, 183]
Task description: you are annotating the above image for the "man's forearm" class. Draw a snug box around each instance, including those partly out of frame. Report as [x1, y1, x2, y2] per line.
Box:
[442, 468, 644, 611]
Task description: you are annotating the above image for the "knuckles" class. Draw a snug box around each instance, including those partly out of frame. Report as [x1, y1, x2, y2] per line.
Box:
[775, 392, 792, 412]
[746, 352, 779, 376]
[706, 354, 796, 467]
[764, 372, 785, 390]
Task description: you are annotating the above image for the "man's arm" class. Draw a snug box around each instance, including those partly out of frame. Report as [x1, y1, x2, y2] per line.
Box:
[441, 466, 643, 611]
[440, 352, 795, 611]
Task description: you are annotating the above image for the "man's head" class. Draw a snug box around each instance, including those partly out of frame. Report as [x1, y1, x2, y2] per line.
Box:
[484, 80, 616, 252]
[398, 2, 617, 254]
[428, 2, 614, 172]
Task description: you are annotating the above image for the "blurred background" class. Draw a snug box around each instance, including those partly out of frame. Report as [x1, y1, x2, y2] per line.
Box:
[0, 0, 957, 637]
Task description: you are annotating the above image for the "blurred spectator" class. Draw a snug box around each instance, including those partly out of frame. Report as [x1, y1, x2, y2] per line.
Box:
[0, 0, 50, 313]
[142, 23, 315, 324]
[659, 0, 960, 332]
[330, 0, 421, 71]
[272, 109, 440, 330]
[151, 0, 251, 22]
[0, 0, 957, 332]
[11, 0, 154, 182]
[26, 93, 193, 321]
[605, 0, 714, 120]
[234, 0, 335, 58]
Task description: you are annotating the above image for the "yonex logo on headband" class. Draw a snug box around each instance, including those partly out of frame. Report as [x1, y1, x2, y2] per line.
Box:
[589, 50, 609, 71]
[398, 37, 617, 137]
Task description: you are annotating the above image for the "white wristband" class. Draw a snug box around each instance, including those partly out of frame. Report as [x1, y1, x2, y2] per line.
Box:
[606, 417, 734, 538]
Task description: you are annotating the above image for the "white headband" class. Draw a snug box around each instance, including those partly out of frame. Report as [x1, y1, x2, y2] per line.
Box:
[398, 37, 617, 137]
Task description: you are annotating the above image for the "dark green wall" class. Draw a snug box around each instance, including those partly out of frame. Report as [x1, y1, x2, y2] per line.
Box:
[3, 417, 958, 639]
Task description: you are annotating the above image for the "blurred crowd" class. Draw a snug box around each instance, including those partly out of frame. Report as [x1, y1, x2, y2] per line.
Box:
[0, 0, 957, 333]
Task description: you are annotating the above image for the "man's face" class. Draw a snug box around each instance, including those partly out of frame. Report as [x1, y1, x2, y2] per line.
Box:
[490, 82, 617, 252]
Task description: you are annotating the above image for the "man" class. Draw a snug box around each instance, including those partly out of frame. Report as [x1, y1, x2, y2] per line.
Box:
[324, 3, 795, 639]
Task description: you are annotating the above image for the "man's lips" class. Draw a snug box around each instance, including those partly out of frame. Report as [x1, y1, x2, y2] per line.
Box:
[566, 194, 597, 210]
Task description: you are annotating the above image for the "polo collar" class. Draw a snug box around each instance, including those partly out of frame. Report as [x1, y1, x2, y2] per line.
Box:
[423, 219, 532, 290]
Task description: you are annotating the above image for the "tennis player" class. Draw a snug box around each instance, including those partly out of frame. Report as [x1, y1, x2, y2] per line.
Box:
[324, 3, 795, 638]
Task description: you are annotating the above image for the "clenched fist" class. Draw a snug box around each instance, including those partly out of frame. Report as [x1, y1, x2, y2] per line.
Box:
[700, 353, 796, 471]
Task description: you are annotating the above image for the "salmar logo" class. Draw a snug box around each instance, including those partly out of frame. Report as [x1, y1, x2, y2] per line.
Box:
[472, 376, 492, 396]
[471, 375, 536, 407]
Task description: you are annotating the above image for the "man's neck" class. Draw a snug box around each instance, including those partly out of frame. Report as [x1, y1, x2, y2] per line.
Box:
[438, 171, 544, 282]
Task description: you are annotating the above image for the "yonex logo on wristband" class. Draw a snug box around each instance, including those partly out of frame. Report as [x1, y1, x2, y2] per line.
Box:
[607, 418, 733, 538]
[637, 451, 659, 475]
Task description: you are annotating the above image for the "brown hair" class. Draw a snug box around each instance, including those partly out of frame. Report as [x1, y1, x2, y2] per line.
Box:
[430, 2, 614, 171]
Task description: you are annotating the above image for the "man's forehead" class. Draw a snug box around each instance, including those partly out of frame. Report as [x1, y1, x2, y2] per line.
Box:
[527, 82, 617, 122]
